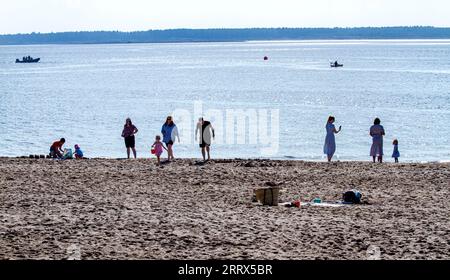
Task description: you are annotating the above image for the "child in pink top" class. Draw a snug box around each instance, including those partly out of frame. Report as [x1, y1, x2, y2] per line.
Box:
[152, 135, 167, 166]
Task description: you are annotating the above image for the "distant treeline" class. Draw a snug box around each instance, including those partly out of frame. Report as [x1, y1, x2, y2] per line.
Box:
[1, 27, 450, 45]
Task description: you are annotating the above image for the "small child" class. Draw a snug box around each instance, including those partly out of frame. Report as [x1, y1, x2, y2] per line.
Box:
[392, 139, 400, 163]
[74, 144, 84, 159]
[151, 135, 167, 165]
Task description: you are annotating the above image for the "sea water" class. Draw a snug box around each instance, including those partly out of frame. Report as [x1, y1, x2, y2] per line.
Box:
[0, 40, 449, 161]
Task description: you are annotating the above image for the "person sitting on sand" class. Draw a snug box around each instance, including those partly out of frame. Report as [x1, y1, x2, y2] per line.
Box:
[323, 116, 341, 162]
[49, 138, 65, 158]
[74, 144, 84, 159]
[370, 118, 385, 163]
[196, 118, 215, 161]
[161, 116, 180, 162]
[151, 135, 167, 166]
[121, 118, 139, 159]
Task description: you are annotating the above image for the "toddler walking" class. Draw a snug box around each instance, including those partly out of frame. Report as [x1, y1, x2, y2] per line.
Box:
[151, 135, 167, 166]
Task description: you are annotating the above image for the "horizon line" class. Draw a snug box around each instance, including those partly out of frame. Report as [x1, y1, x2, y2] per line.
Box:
[2, 25, 450, 36]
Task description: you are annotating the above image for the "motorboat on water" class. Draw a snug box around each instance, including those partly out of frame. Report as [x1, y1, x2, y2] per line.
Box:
[330, 61, 343, 68]
[16, 56, 40, 63]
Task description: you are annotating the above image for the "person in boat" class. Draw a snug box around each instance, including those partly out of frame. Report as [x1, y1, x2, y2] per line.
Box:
[334, 61, 339, 67]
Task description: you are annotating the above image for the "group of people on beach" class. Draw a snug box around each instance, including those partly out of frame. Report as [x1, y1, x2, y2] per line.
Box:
[49, 138, 84, 159]
[120, 116, 215, 165]
[324, 116, 400, 163]
[49, 115, 399, 164]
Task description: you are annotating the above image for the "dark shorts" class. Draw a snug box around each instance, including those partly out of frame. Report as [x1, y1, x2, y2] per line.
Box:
[165, 140, 174, 146]
[125, 136, 135, 149]
[199, 143, 211, 148]
[199, 137, 212, 148]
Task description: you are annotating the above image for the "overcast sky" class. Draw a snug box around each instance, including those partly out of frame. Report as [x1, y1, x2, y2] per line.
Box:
[1, 0, 449, 34]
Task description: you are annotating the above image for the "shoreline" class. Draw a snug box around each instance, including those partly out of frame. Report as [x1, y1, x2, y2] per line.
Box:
[3, 156, 450, 164]
[1, 158, 449, 260]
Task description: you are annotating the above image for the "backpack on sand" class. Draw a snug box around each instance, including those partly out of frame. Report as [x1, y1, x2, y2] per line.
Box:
[343, 190, 362, 204]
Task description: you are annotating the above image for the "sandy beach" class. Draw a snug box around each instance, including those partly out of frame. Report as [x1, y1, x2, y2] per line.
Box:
[0, 158, 449, 260]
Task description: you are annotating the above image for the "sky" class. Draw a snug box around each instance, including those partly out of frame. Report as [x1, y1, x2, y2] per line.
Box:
[0, 0, 449, 34]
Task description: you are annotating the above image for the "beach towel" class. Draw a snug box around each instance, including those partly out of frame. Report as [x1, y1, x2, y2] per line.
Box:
[304, 202, 346, 208]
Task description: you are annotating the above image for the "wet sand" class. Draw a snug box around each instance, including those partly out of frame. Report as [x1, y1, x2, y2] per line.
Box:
[0, 158, 449, 260]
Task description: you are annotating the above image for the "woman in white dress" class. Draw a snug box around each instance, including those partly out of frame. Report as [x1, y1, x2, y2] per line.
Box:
[370, 118, 385, 163]
[323, 116, 342, 162]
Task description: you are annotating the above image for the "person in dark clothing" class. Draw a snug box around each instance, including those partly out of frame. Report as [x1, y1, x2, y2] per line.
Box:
[121, 118, 138, 159]
[196, 118, 215, 161]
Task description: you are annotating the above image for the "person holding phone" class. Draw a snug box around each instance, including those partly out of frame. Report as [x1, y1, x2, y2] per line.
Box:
[323, 116, 342, 162]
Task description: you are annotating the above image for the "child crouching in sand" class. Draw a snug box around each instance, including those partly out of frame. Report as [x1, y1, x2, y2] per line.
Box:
[74, 144, 84, 159]
[151, 136, 167, 166]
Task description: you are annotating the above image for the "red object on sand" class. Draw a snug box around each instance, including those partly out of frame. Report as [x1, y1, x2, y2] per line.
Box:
[293, 200, 301, 208]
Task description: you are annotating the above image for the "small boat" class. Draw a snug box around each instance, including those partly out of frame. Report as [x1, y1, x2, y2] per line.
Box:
[16, 57, 40, 63]
[330, 62, 343, 68]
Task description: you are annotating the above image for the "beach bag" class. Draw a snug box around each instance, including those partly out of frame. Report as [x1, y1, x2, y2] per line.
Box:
[62, 148, 73, 160]
[343, 190, 362, 204]
[254, 187, 280, 206]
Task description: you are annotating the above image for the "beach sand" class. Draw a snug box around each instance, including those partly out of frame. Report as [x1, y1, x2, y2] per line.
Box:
[0, 158, 449, 260]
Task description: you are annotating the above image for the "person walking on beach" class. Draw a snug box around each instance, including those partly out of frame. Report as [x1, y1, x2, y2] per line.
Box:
[151, 135, 167, 166]
[370, 118, 385, 163]
[323, 116, 342, 162]
[121, 118, 138, 159]
[196, 118, 215, 161]
[161, 116, 180, 162]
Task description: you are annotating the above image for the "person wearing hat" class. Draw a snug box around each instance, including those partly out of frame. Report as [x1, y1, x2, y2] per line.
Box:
[74, 144, 84, 159]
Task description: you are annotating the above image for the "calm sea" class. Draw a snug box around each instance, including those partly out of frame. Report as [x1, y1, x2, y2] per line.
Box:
[1, 40, 449, 162]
